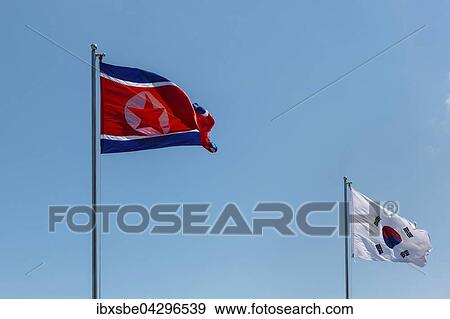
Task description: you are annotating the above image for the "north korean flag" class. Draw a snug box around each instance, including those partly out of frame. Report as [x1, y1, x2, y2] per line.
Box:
[100, 62, 217, 154]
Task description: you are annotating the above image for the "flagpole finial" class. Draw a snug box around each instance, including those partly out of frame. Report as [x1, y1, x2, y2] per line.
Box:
[91, 43, 97, 50]
[344, 176, 352, 187]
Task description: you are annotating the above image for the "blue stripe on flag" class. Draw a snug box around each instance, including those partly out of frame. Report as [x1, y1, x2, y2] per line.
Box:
[100, 62, 169, 84]
[101, 131, 201, 154]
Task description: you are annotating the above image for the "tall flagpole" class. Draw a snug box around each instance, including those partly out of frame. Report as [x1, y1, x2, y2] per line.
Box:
[91, 43, 105, 299]
[343, 176, 351, 299]
[91, 43, 98, 299]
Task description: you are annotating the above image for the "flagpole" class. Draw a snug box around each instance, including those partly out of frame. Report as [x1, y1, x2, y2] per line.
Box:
[343, 176, 351, 299]
[90, 43, 98, 299]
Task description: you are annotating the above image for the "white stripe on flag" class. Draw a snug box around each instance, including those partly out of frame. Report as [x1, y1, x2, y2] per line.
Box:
[100, 72, 178, 88]
[100, 130, 200, 141]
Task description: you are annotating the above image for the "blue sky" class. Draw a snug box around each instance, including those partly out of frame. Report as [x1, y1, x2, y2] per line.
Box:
[1, 0, 450, 298]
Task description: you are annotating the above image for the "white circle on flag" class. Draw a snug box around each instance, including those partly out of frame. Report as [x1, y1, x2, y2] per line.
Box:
[124, 91, 170, 135]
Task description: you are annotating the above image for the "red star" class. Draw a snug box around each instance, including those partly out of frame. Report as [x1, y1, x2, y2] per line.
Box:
[128, 100, 166, 133]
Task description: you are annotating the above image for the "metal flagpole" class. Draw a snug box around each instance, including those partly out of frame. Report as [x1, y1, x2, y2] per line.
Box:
[91, 43, 105, 299]
[97, 52, 105, 299]
[91, 43, 98, 299]
[343, 176, 351, 299]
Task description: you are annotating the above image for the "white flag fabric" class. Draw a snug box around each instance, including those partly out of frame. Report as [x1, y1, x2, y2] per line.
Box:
[351, 188, 431, 267]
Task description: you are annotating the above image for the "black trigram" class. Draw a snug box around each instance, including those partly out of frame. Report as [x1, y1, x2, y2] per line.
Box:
[400, 250, 410, 258]
[374, 216, 381, 226]
[403, 227, 413, 238]
[375, 244, 383, 254]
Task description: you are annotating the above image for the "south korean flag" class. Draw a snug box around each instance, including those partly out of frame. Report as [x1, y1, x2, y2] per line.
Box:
[351, 188, 432, 267]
